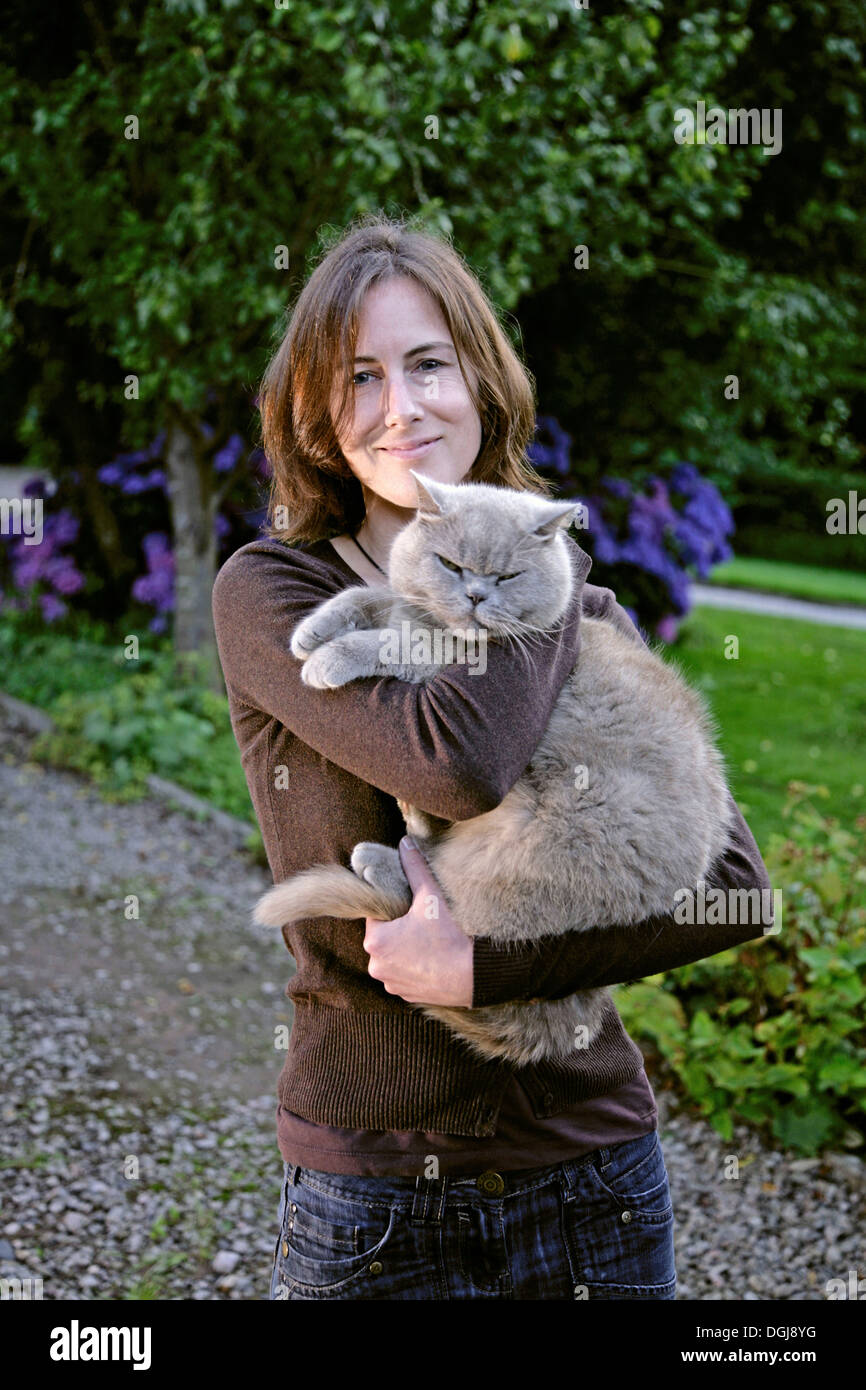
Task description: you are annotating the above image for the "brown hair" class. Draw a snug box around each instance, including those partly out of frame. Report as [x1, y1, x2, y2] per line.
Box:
[257, 210, 554, 544]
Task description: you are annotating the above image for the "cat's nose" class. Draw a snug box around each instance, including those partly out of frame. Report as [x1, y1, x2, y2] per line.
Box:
[465, 588, 486, 606]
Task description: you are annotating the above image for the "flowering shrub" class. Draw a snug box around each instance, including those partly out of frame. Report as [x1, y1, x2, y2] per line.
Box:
[0, 489, 86, 621]
[0, 417, 268, 632]
[1, 409, 732, 644]
[131, 533, 175, 635]
[528, 418, 735, 640]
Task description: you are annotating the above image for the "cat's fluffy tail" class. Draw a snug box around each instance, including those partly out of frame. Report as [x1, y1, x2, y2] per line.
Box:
[252, 865, 411, 929]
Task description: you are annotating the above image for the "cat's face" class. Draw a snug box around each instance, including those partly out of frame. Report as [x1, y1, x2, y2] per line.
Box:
[387, 472, 581, 635]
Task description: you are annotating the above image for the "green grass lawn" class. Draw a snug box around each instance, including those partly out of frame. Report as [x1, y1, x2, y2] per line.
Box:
[708, 556, 866, 607]
[667, 605, 866, 848]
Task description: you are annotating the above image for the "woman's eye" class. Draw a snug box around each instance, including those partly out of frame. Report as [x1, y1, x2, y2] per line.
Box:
[353, 359, 448, 387]
[436, 555, 462, 573]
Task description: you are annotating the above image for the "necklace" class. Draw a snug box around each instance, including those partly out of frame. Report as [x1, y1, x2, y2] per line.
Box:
[352, 532, 387, 576]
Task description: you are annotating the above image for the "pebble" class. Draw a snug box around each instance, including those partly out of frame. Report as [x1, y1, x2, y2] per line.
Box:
[212, 1251, 241, 1274]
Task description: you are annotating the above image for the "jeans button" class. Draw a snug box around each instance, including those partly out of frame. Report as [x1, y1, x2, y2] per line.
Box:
[477, 1170, 505, 1196]
[369, 1261, 383, 1275]
[621, 1210, 632, 1223]
[281, 1241, 289, 1256]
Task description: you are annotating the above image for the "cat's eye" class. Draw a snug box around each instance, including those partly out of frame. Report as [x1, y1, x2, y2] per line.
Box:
[436, 554, 462, 573]
[498, 572, 522, 582]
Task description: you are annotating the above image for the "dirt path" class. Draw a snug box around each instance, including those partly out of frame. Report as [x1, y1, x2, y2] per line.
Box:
[0, 716, 291, 1299]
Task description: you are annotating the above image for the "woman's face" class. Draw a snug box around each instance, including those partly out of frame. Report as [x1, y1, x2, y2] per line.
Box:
[331, 276, 483, 510]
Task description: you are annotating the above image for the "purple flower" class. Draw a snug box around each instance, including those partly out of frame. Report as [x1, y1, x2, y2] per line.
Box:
[527, 416, 572, 476]
[4, 508, 83, 610]
[39, 592, 67, 622]
[600, 476, 632, 501]
[214, 434, 245, 472]
[98, 463, 126, 485]
[581, 459, 735, 631]
[655, 614, 681, 643]
[132, 532, 175, 616]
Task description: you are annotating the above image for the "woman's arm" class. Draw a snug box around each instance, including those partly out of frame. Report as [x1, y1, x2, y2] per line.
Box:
[471, 789, 773, 1006]
[211, 537, 590, 823]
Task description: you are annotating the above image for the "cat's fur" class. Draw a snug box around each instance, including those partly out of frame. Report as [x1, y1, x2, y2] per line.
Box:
[253, 471, 735, 1066]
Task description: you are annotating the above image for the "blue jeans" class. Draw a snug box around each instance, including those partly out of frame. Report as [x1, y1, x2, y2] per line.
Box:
[268, 1127, 676, 1300]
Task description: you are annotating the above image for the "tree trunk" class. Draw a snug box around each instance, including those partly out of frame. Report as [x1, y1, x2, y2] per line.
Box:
[164, 415, 222, 692]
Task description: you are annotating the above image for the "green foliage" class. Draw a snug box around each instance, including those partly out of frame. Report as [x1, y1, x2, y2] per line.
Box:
[28, 665, 253, 819]
[616, 782, 866, 1154]
[0, 606, 254, 819]
[0, 607, 127, 706]
[3, 0, 863, 476]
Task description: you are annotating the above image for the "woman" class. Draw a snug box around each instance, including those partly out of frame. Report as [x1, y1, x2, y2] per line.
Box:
[211, 212, 773, 1301]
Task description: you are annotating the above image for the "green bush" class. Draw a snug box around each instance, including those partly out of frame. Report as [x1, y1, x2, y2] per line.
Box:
[616, 782, 866, 1155]
[18, 651, 254, 825]
[0, 607, 267, 860]
[0, 607, 125, 705]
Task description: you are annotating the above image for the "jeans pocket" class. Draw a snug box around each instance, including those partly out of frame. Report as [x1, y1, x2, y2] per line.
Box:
[562, 1137, 677, 1298]
[590, 1130, 672, 1220]
[275, 1176, 397, 1297]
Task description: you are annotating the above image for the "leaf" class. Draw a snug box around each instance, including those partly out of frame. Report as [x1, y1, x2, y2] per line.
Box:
[773, 1103, 837, 1154]
[817, 1055, 862, 1087]
[816, 870, 845, 905]
[763, 962, 793, 998]
[313, 29, 344, 52]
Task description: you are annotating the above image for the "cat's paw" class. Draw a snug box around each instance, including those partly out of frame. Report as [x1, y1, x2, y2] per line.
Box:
[350, 842, 410, 901]
[300, 641, 365, 689]
[291, 609, 355, 660]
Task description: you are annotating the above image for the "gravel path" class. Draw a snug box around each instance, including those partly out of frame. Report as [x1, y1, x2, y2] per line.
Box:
[1, 714, 863, 1301]
[691, 582, 866, 630]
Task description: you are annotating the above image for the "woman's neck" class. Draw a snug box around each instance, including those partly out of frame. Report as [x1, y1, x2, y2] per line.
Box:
[353, 492, 417, 574]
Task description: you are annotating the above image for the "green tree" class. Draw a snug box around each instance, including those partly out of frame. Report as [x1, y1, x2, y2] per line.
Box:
[2, 0, 861, 677]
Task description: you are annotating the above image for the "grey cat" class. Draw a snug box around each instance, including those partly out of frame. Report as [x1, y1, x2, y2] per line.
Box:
[253, 470, 735, 1066]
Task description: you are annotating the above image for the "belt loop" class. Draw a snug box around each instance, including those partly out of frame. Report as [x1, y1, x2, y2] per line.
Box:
[410, 1173, 447, 1224]
[560, 1156, 576, 1200]
[288, 1164, 301, 1186]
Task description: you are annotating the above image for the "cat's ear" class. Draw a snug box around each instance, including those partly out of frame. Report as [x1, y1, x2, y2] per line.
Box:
[409, 470, 448, 519]
[531, 500, 582, 540]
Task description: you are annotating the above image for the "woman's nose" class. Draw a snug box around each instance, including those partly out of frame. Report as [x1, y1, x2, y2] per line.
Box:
[382, 373, 424, 423]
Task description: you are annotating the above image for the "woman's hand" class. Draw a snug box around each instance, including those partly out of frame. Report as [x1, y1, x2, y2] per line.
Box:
[363, 837, 474, 1007]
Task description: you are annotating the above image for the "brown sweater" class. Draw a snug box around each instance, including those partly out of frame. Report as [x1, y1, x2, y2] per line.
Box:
[212, 533, 772, 1138]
